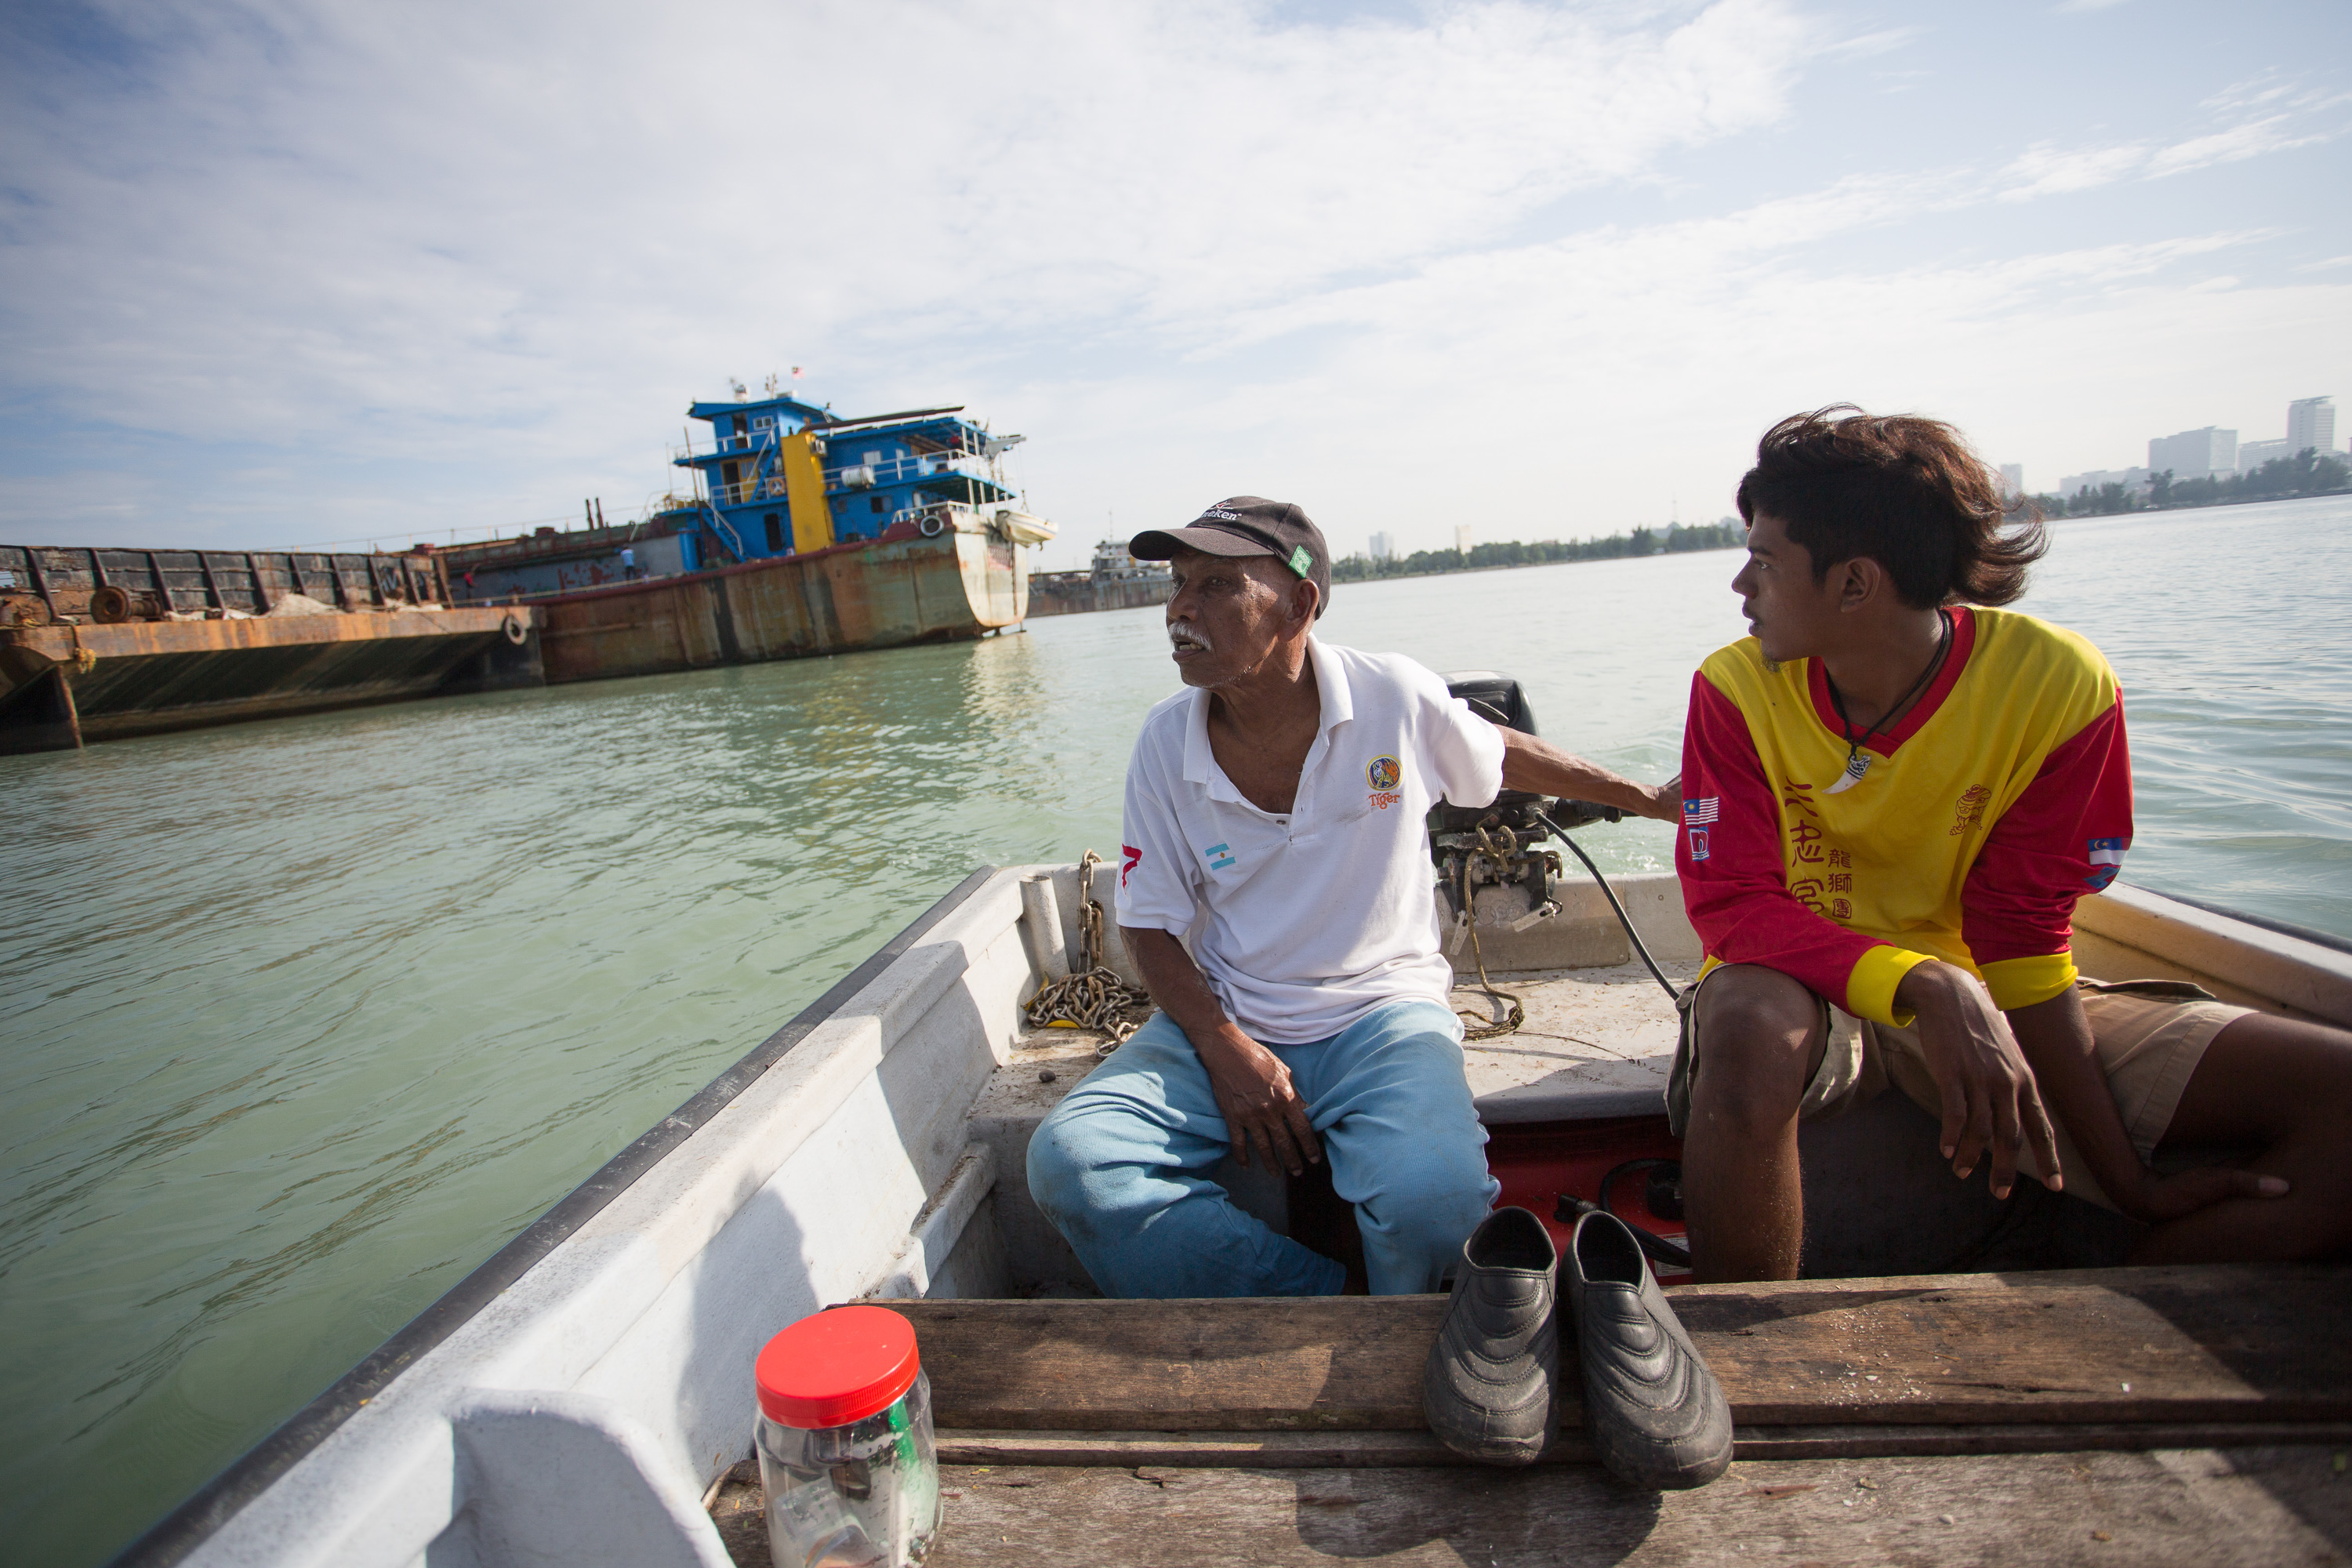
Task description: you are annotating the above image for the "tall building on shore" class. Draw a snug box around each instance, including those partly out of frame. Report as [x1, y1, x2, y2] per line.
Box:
[2288, 397, 2337, 456]
[1367, 531, 1395, 562]
[2239, 438, 2290, 473]
[1998, 463, 2024, 499]
[2147, 426, 2238, 481]
[1453, 524, 1473, 555]
[2059, 466, 2150, 496]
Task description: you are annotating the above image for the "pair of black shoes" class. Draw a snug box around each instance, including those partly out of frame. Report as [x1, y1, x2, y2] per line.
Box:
[1421, 1206, 1732, 1488]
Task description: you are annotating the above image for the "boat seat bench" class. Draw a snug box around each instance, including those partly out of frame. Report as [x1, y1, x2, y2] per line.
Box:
[707, 1264, 2352, 1565]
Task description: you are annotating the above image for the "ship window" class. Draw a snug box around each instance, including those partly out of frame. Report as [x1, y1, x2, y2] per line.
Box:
[733, 415, 749, 438]
[863, 450, 881, 466]
[764, 514, 784, 551]
[869, 495, 885, 513]
[753, 415, 773, 430]
[721, 460, 740, 486]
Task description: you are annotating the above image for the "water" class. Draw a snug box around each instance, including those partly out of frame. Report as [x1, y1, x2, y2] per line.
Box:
[4, 493, 2347, 1563]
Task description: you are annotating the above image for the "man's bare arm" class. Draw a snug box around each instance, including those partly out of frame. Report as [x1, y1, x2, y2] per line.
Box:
[1495, 727, 1681, 822]
[1121, 925, 1321, 1174]
[2006, 986, 2286, 1221]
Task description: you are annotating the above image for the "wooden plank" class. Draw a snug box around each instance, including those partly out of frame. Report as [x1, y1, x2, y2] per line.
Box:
[898, 1298, 1439, 1432]
[935, 1421, 2352, 1468]
[891, 1264, 2352, 1432]
[1672, 1264, 2352, 1426]
[710, 1447, 2352, 1568]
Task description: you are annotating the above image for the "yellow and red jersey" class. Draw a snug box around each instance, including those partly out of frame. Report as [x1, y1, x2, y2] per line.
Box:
[1676, 607, 2132, 1026]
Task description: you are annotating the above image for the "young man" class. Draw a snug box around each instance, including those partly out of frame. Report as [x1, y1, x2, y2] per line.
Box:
[1673, 407, 2352, 1283]
[1026, 497, 1678, 1297]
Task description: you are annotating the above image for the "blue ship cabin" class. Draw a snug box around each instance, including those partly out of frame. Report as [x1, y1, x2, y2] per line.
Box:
[677, 392, 1028, 561]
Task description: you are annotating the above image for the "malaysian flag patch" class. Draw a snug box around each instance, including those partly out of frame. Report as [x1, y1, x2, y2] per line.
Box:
[1682, 797, 1719, 826]
[2084, 835, 2129, 891]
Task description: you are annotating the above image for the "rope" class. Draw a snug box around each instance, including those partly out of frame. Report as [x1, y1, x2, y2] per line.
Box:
[1023, 849, 1153, 1057]
[1454, 824, 1527, 1040]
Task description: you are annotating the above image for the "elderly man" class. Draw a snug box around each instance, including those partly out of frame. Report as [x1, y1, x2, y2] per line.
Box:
[1026, 498, 1679, 1298]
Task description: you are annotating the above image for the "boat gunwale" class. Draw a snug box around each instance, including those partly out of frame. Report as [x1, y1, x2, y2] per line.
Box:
[106, 866, 1000, 1568]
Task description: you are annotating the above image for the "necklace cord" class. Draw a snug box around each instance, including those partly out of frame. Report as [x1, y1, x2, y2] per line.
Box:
[1827, 608, 1951, 764]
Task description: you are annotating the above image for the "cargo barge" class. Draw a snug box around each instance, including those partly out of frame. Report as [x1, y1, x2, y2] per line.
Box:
[1, 389, 1055, 749]
[0, 544, 541, 754]
[442, 390, 1055, 681]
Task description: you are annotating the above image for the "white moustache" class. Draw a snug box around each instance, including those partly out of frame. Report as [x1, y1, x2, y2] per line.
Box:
[1168, 621, 1212, 652]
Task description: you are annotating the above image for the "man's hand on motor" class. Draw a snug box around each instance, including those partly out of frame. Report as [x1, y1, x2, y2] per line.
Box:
[1497, 729, 1682, 825]
[1195, 1022, 1322, 1174]
[1895, 960, 2065, 1200]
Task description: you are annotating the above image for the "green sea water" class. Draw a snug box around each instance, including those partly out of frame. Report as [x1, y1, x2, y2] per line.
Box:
[2, 493, 2347, 1563]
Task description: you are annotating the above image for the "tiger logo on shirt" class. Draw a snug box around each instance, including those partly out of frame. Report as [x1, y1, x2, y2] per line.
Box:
[1367, 754, 1403, 810]
[1950, 786, 1991, 837]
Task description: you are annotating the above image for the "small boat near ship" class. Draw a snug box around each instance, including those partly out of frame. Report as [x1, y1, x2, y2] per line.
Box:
[2, 392, 1056, 750]
[111, 803, 2352, 1564]
[1026, 538, 1174, 619]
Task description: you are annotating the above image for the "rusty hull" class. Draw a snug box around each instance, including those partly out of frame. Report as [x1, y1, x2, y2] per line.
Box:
[536, 528, 1025, 684]
[0, 606, 543, 753]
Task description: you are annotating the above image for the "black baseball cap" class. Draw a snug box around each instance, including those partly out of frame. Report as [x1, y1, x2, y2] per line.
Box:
[1130, 496, 1330, 619]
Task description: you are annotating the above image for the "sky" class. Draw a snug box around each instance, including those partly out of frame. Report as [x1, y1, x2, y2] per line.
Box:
[1, 0, 2346, 572]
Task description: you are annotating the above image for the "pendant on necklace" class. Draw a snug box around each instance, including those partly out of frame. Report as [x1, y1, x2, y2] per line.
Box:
[1825, 750, 1873, 794]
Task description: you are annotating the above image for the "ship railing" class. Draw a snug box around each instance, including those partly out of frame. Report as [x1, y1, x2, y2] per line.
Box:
[823, 446, 983, 490]
[708, 477, 792, 506]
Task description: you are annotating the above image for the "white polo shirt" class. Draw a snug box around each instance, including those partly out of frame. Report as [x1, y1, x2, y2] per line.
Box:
[1115, 639, 1505, 1044]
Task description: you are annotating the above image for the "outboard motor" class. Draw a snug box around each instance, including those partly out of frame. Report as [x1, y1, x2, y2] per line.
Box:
[1430, 672, 1622, 949]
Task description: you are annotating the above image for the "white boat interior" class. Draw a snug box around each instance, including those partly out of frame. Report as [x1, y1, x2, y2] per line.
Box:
[129, 862, 2352, 1567]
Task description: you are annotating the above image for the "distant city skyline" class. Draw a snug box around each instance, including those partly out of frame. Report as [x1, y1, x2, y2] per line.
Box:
[2043, 394, 2337, 498]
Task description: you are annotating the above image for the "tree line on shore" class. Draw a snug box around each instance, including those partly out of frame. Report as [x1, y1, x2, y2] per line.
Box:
[1333, 520, 1741, 583]
[2033, 448, 2351, 518]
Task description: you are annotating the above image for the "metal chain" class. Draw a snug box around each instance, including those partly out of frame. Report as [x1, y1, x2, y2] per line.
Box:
[1454, 824, 1526, 1040]
[1023, 849, 1153, 1057]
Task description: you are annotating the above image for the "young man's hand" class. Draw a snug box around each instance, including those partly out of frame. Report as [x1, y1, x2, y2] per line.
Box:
[1194, 1022, 1323, 1175]
[2115, 1164, 2289, 1224]
[1895, 960, 2065, 1199]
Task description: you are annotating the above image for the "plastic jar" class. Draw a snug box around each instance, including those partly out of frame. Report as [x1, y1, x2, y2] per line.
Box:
[754, 1305, 941, 1568]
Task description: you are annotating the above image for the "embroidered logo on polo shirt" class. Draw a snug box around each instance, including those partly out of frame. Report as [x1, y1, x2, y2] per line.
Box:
[1205, 841, 1236, 871]
[1366, 753, 1403, 811]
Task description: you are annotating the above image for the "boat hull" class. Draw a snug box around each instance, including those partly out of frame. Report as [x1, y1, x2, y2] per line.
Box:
[535, 529, 1025, 684]
[0, 607, 543, 753]
[113, 872, 2352, 1566]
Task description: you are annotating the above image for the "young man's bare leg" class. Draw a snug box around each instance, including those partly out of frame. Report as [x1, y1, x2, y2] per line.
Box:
[1682, 964, 1827, 1283]
[2130, 1014, 2352, 1264]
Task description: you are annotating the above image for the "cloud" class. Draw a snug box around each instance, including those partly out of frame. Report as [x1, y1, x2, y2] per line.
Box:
[1998, 93, 2339, 201]
[0, 0, 2343, 560]
[0, 1, 1813, 451]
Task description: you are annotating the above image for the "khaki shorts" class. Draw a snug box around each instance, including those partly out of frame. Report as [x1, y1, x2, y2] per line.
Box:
[1667, 971, 2252, 1213]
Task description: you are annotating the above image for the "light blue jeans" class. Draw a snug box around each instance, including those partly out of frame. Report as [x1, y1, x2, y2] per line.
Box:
[1025, 998, 1499, 1298]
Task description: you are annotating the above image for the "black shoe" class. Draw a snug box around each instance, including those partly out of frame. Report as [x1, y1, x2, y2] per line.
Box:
[1565, 1209, 1733, 1490]
[1422, 1207, 1559, 1465]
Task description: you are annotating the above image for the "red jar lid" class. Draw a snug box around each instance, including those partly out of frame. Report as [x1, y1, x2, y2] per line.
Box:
[756, 1306, 922, 1429]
